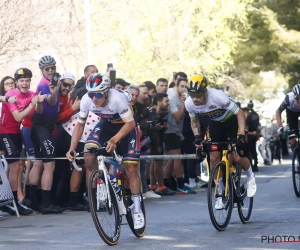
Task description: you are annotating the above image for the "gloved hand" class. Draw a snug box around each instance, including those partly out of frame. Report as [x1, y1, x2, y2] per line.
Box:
[236, 134, 246, 157]
[277, 127, 283, 134]
[193, 135, 203, 146]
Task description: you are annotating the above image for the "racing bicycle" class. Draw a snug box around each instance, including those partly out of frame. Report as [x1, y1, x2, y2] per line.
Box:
[71, 147, 146, 246]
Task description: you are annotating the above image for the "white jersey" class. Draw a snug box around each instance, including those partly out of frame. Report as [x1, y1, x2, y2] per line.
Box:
[185, 88, 239, 122]
[279, 92, 300, 112]
[78, 88, 134, 124]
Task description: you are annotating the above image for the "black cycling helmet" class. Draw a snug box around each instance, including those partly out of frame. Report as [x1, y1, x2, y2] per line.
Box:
[14, 68, 33, 81]
[187, 75, 208, 93]
[39, 55, 56, 69]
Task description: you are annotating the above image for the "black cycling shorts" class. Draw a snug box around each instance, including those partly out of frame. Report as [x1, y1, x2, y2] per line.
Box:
[30, 125, 56, 163]
[86, 119, 140, 164]
[0, 133, 22, 164]
[286, 109, 300, 139]
[205, 115, 238, 152]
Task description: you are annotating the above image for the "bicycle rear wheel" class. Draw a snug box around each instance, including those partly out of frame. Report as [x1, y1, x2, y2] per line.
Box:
[237, 165, 254, 223]
[120, 171, 146, 237]
[292, 148, 300, 197]
[207, 160, 233, 231]
[88, 169, 121, 246]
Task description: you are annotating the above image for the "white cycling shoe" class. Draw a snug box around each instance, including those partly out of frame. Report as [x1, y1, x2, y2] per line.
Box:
[133, 212, 145, 229]
[247, 176, 257, 198]
[215, 197, 225, 210]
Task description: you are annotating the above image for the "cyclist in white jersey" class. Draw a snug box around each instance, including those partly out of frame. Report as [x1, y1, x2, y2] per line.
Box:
[66, 73, 144, 229]
[185, 75, 257, 209]
[276, 84, 300, 151]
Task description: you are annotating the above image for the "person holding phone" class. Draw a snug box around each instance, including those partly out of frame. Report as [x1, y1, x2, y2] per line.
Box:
[26, 55, 65, 214]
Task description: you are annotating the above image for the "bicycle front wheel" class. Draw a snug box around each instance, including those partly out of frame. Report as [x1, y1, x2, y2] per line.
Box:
[88, 169, 121, 246]
[120, 171, 146, 238]
[207, 160, 233, 231]
[292, 148, 300, 197]
[237, 165, 254, 223]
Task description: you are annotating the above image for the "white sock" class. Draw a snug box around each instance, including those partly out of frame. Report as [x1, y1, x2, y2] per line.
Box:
[214, 177, 223, 194]
[132, 194, 142, 213]
[245, 166, 254, 180]
[189, 178, 196, 186]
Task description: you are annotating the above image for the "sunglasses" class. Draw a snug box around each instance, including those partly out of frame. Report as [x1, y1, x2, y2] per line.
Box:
[44, 66, 56, 72]
[189, 91, 206, 98]
[4, 82, 15, 86]
[294, 95, 300, 101]
[88, 92, 104, 99]
[61, 81, 74, 89]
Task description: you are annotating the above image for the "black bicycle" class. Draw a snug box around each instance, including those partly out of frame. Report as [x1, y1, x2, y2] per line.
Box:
[291, 129, 300, 197]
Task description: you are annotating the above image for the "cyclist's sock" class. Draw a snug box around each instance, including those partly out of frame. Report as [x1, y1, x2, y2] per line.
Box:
[42, 190, 51, 208]
[214, 178, 224, 194]
[176, 177, 184, 189]
[132, 193, 142, 213]
[245, 166, 254, 179]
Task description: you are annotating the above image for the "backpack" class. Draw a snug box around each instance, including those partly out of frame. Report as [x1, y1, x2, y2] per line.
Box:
[247, 110, 259, 132]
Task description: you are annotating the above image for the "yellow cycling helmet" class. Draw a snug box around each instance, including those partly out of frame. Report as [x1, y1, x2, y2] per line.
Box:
[187, 75, 207, 93]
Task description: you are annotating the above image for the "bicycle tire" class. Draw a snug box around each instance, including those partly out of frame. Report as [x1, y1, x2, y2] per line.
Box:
[120, 171, 146, 237]
[292, 148, 300, 197]
[88, 169, 121, 246]
[207, 160, 233, 231]
[236, 165, 254, 223]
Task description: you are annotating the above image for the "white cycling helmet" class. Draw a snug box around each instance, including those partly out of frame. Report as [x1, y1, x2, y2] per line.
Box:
[293, 84, 300, 96]
[39, 55, 56, 69]
[86, 73, 111, 92]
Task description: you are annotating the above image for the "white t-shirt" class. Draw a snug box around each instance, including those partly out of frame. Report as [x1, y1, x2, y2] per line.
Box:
[185, 88, 239, 122]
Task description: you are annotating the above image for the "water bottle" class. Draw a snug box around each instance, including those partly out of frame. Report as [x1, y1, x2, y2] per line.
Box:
[110, 174, 120, 194]
[97, 178, 106, 202]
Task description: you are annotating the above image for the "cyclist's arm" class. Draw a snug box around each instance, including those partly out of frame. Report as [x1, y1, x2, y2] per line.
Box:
[236, 109, 246, 136]
[111, 120, 135, 143]
[69, 122, 85, 151]
[190, 117, 201, 136]
[276, 96, 289, 127]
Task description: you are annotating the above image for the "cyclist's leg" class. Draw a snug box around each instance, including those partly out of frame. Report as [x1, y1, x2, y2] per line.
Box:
[286, 109, 300, 152]
[84, 119, 110, 172]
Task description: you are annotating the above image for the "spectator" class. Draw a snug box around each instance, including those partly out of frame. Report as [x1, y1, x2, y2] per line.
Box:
[71, 65, 98, 100]
[156, 78, 168, 94]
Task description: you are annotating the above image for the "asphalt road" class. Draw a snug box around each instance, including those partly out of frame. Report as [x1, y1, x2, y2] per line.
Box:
[1, 159, 300, 250]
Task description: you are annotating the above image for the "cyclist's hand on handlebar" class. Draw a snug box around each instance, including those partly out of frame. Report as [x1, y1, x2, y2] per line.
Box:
[193, 135, 203, 148]
[277, 127, 283, 134]
[66, 150, 76, 162]
[106, 139, 117, 153]
[236, 134, 246, 157]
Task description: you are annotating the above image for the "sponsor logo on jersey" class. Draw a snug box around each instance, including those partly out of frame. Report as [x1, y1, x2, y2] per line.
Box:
[199, 109, 226, 119]
[225, 101, 230, 107]
[211, 144, 218, 151]
[128, 150, 134, 154]
[208, 105, 217, 109]
[120, 108, 128, 115]
[93, 134, 99, 139]
[106, 108, 114, 112]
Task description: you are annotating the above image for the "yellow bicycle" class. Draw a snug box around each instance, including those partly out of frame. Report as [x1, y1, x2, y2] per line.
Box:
[206, 142, 253, 231]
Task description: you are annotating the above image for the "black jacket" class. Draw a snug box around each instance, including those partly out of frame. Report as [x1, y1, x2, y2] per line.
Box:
[72, 77, 86, 100]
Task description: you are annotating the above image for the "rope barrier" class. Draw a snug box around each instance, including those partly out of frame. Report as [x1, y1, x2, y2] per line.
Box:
[2, 154, 197, 161]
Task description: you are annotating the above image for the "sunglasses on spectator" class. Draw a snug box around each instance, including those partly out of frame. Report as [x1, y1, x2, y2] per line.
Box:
[61, 81, 74, 88]
[44, 66, 56, 72]
[139, 83, 146, 87]
[88, 92, 104, 99]
[294, 95, 300, 101]
[4, 82, 15, 86]
[189, 91, 206, 98]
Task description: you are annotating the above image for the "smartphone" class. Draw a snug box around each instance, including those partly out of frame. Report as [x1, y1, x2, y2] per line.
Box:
[226, 86, 230, 91]
[107, 63, 113, 70]
[110, 69, 116, 86]
[50, 72, 60, 86]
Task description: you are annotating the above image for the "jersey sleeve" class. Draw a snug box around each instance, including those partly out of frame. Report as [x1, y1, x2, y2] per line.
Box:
[185, 97, 197, 120]
[116, 92, 134, 123]
[278, 95, 289, 112]
[5, 101, 18, 113]
[78, 93, 90, 124]
[214, 91, 239, 115]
